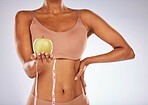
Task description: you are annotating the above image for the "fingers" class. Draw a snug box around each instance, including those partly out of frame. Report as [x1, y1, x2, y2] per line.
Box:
[40, 52, 46, 64]
[31, 53, 37, 60]
[45, 52, 51, 63]
[81, 72, 87, 87]
[38, 52, 53, 64]
[74, 68, 84, 80]
[80, 76, 87, 95]
[36, 53, 42, 62]
[80, 74, 87, 87]
[31, 52, 54, 64]
[50, 53, 54, 60]
[74, 60, 87, 80]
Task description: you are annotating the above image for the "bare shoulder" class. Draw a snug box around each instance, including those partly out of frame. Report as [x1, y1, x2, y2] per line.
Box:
[77, 9, 101, 32]
[78, 9, 93, 14]
[78, 9, 99, 19]
[15, 10, 33, 23]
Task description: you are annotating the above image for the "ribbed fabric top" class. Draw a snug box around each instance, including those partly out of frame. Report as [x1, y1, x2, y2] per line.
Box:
[30, 10, 88, 60]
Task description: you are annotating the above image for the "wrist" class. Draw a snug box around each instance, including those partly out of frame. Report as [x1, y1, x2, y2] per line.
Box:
[84, 57, 92, 65]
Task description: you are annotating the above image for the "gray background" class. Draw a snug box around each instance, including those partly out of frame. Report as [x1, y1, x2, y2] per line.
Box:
[0, 0, 148, 105]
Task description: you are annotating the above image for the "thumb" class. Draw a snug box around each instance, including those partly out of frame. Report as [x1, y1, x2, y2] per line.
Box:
[74, 58, 88, 80]
[74, 68, 83, 80]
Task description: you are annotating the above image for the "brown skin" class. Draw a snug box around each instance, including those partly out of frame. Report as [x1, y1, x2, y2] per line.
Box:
[14, 0, 135, 103]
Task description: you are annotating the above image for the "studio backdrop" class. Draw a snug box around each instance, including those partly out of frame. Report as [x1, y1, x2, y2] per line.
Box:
[0, 0, 148, 105]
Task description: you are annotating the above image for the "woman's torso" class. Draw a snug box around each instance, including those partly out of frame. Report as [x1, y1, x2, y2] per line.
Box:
[28, 9, 89, 102]
[31, 59, 83, 102]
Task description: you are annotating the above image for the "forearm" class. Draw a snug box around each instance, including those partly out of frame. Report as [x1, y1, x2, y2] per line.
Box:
[23, 60, 37, 78]
[86, 47, 135, 64]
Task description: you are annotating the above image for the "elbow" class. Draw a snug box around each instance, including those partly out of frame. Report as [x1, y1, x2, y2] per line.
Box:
[124, 47, 135, 60]
[24, 67, 35, 79]
[25, 70, 36, 79]
[28, 75, 35, 79]
[23, 62, 35, 79]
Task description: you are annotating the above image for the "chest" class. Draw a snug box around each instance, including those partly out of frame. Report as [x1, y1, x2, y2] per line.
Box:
[35, 14, 78, 32]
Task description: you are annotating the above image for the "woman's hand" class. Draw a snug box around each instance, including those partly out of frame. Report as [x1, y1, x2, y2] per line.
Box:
[74, 58, 90, 80]
[74, 58, 91, 94]
[30, 52, 54, 73]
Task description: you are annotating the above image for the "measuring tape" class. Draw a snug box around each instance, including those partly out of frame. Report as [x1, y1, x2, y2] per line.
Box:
[34, 55, 57, 105]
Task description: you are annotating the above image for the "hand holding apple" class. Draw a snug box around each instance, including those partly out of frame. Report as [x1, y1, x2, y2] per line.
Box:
[30, 52, 55, 75]
[30, 36, 54, 74]
[31, 52, 54, 63]
[32, 36, 54, 64]
[30, 52, 46, 73]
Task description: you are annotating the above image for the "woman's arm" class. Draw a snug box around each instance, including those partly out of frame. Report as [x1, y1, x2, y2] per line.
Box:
[14, 11, 36, 78]
[14, 11, 45, 79]
[74, 9, 135, 80]
[81, 9, 135, 64]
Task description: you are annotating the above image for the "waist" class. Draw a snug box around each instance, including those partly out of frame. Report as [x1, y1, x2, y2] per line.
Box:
[31, 58, 83, 102]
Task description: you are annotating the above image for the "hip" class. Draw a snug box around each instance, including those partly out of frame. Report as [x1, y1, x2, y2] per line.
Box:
[26, 92, 89, 105]
[30, 77, 84, 102]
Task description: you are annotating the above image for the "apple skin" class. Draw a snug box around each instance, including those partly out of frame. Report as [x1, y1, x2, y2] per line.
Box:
[33, 38, 53, 55]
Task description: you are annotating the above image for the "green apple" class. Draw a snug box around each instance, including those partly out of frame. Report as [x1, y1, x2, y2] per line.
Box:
[33, 36, 53, 55]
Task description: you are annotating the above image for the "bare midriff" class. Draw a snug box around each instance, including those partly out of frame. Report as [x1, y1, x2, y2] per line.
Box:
[31, 58, 83, 103]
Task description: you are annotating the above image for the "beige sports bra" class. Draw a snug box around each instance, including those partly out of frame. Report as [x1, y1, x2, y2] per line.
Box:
[30, 10, 88, 60]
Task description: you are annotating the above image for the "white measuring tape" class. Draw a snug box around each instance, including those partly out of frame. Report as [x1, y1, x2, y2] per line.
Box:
[34, 55, 57, 105]
[52, 55, 56, 105]
[34, 60, 38, 105]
